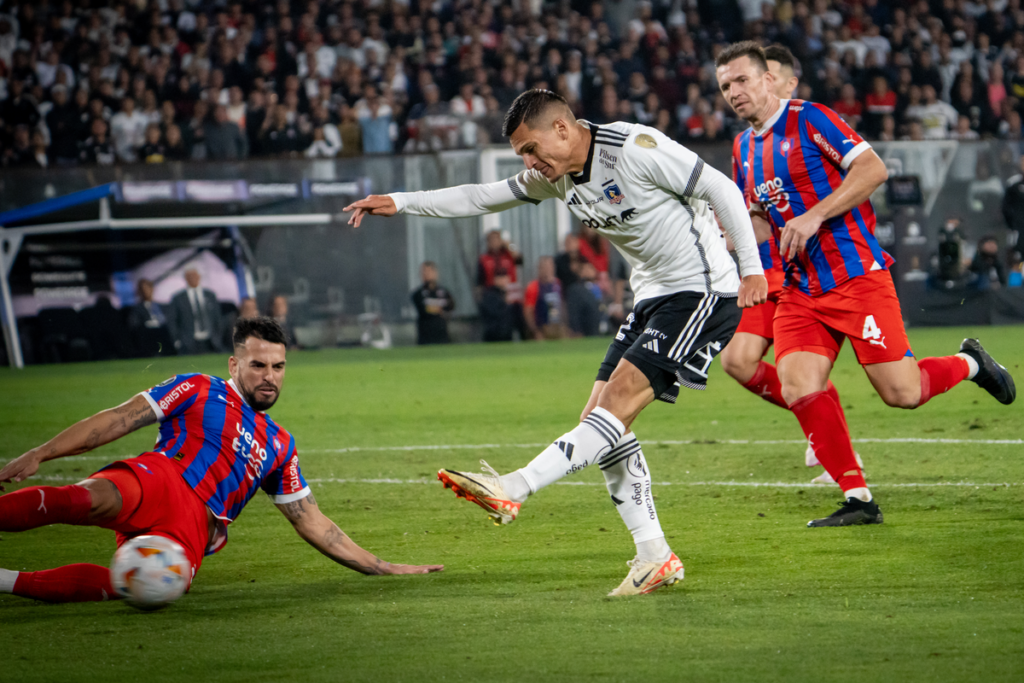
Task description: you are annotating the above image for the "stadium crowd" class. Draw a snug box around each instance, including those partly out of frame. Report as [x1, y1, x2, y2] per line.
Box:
[4, 0, 1024, 167]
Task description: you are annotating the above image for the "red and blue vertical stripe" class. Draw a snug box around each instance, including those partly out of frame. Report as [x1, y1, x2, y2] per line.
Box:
[734, 100, 893, 297]
[144, 374, 307, 522]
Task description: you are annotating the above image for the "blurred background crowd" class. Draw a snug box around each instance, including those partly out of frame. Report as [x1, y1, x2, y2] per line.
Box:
[6, 0, 1024, 168]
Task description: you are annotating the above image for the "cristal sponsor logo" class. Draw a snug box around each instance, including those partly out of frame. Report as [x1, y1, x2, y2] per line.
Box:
[233, 422, 269, 482]
[159, 381, 195, 411]
[813, 133, 842, 164]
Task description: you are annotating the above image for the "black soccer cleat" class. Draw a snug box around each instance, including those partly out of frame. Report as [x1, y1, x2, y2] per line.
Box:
[959, 339, 1016, 405]
[807, 497, 884, 528]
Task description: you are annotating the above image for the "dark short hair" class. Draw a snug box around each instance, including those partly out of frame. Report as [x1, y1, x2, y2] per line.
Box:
[715, 41, 768, 72]
[764, 44, 800, 77]
[233, 315, 288, 348]
[501, 89, 573, 137]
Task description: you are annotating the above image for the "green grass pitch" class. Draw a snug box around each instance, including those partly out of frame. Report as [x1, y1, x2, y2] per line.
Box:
[1, 326, 1022, 682]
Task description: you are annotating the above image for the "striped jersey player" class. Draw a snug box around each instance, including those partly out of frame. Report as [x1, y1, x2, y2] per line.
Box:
[718, 43, 862, 487]
[0, 317, 442, 604]
[345, 89, 768, 596]
[716, 41, 1015, 529]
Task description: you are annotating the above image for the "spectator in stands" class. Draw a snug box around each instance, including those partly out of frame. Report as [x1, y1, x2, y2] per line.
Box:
[205, 104, 248, 160]
[555, 233, 582, 291]
[476, 230, 521, 300]
[337, 103, 363, 157]
[864, 76, 897, 138]
[166, 267, 226, 355]
[127, 279, 172, 358]
[566, 261, 602, 338]
[2, 124, 32, 167]
[270, 294, 298, 349]
[78, 118, 115, 165]
[164, 124, 189, 160]
[238, 297, 259, 320]
[138, 123, 167, 163]
[109, 96, 148, 162]
[906, 85, 958, 139]
[969, 236, 1007, 289]
[46, 85, 81, 165]
[523, 256, 565, 341]
[355, 83, 394, 154]
[479, 269, 522, 343]
[411, 261, 455, 345]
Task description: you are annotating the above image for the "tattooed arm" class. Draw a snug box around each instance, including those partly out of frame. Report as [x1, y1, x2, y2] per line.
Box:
[275, 494, 443, 576]
[0, 394, 157, 489]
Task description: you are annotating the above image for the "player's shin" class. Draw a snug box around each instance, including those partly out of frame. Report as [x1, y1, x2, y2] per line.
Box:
[917, 356, 971, 406]
[4, 564, 118, 602]
[789, 391, 870, 500]
[517, 407, 624, 494]
[0, 484, 93, 532]
[599, 434, 671, 562]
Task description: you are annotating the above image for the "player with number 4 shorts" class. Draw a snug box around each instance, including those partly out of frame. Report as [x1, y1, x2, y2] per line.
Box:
[717, 42, 1015, 528]
[346, 89, 768, 595]
[719, 44, 864, 485]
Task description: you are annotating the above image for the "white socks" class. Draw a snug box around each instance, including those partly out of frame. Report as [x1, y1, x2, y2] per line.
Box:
[517, 407, 624, 493]
[599, 433, 670, 560]
[0, 568, 18, 593]
[845, 487, 873, 503]
[498, 471, 531, 503]
[956, 352, 980, 379]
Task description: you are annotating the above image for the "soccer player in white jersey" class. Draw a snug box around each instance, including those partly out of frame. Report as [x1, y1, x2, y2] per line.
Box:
[345, 90, 767, 596]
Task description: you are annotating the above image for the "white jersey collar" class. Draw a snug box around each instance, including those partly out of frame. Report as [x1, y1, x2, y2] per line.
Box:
[753, 99, 789, 137]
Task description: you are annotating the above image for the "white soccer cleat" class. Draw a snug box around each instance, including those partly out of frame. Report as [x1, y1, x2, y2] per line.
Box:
[805, 443, 820, 468]
[809, 452, 865, 484]
[607, 553, 684, 597]
[437, 460, 522, 525]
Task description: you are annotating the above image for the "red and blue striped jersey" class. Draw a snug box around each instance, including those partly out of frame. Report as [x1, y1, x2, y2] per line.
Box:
[140, 374, 309, 524]
[733, 99, 893, 297]
[732, 134, 787, 295]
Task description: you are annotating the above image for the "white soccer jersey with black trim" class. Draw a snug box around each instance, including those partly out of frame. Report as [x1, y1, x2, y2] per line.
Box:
[389, 121, 762, 304]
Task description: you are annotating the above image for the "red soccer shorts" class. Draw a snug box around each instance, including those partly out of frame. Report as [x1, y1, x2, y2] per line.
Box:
[774, 269, 911, 366]
[735, 291, 780, 342]
[90, 453, 212, 585]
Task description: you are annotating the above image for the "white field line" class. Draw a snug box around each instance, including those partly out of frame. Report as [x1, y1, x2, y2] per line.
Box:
[40, 436, 1024, 464]
[24, 474, 1018, 487]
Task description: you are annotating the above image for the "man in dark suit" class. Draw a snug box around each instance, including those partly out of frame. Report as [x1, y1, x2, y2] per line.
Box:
[127, 279, 174, 357]
[166, 268, 227, 355]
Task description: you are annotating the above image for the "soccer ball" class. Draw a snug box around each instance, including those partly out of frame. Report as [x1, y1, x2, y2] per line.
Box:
[110, 535, 191, 610]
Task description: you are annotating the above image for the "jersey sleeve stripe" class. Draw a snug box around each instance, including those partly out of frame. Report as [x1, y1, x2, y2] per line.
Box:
[508, 177, 541, 205]
[683, 158, 704, 197]
[272, 486, 311, 504]
[140, 391, 165, 421]
[840, 141, 872, 170]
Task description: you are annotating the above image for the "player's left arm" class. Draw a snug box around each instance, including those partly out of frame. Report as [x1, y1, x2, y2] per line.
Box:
[779, 105, 889, 259]
[276, 493, 444, 575]
[0, 394, 157, 489]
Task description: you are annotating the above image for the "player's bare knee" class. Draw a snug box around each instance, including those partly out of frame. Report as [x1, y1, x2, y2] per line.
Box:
[879, 385, 921, 409]
[720, 350, 755, 383]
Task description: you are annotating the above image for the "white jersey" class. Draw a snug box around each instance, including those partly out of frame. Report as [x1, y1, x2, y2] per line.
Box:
[390, 121, 762, 304]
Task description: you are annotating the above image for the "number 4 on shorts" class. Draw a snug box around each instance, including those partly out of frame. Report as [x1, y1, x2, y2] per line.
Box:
[862, 315, 882, 340]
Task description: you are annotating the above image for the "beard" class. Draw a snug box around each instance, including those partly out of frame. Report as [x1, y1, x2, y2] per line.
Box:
[238, 379, 280, 411]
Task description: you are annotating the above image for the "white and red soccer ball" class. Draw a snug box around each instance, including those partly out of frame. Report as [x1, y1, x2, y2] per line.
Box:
[110, 535, 190, 610]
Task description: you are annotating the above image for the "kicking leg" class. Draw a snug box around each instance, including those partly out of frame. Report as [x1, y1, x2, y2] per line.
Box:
[438, 361, 653, 524]
[1, 564, 117, 602]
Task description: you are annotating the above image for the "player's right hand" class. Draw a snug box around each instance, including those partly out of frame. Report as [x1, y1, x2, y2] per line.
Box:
[382, 562, 445, 575]
[343, 194, 397, 228]
[0, 450, 43, 491]
[737, 274, 768, 309]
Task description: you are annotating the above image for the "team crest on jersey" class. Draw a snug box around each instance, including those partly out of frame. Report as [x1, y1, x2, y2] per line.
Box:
[603, 182, 625, 204]
[780, 138, 793, 157]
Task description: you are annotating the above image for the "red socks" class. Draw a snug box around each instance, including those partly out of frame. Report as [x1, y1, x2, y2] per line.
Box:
[918, 356, 970, 407]
[0, 484, 93, 532]
[743, 361, 848, 421]
[742, 361, 789, 408]
[13, 564, 118, 602]
[790, 390, 866, 492]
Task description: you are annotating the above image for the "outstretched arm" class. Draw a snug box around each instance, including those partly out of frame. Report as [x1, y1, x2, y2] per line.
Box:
[0, 394, 157, 490]
[344, 170, 559, 227]
[276, 493, 443, 575]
